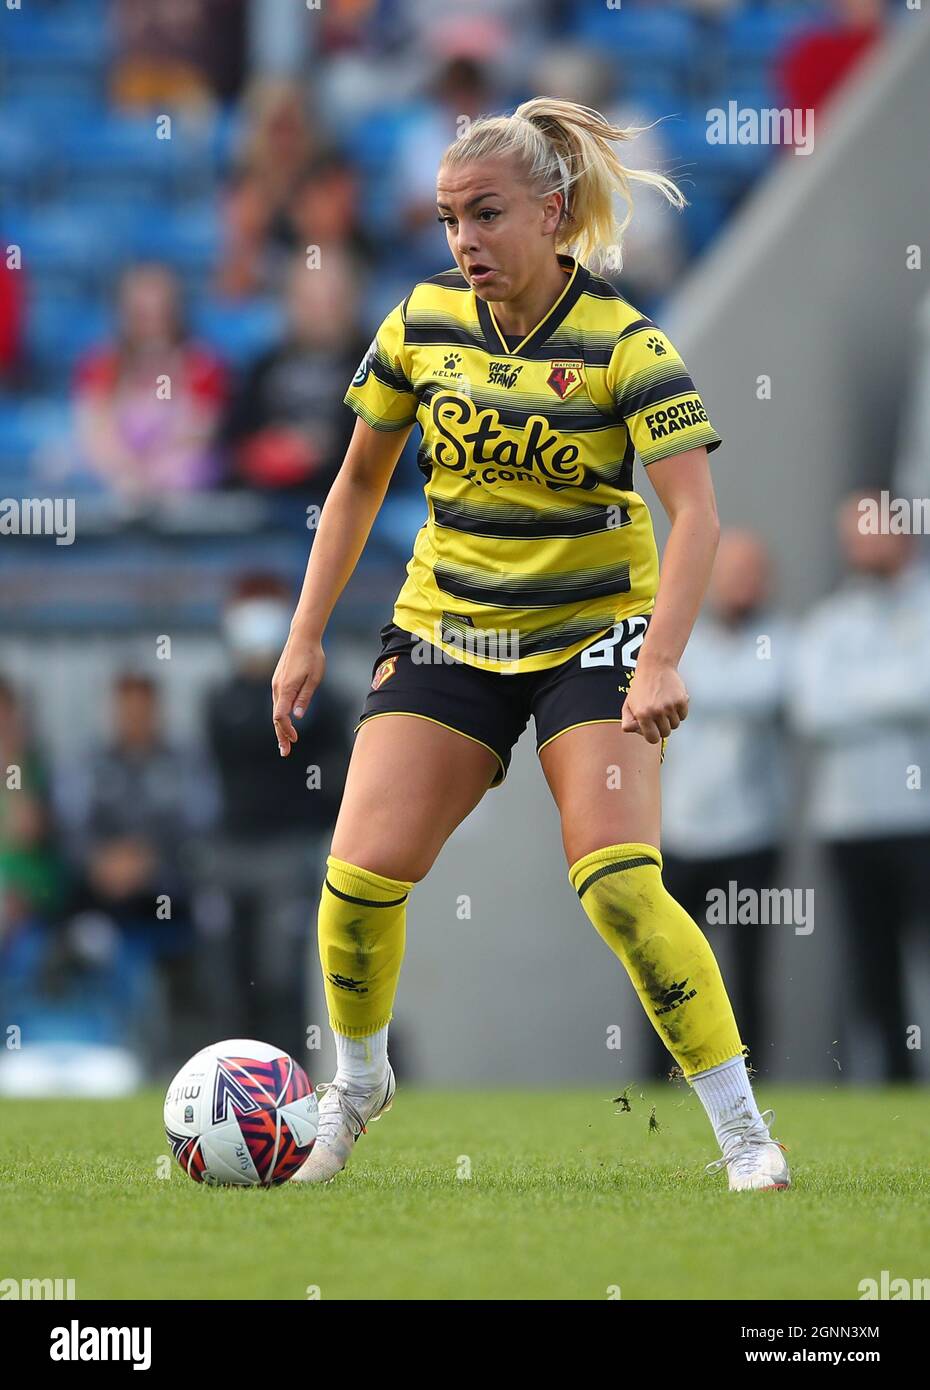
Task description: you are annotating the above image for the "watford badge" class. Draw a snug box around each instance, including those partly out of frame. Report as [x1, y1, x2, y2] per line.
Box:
[371, 655, 398, 690]
[546, 360, 585, 400]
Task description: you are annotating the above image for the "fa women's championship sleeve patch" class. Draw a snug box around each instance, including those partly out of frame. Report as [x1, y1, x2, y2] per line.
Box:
[343, 301, 420, 432]
[607, 320, 723, 465]
[351, 337, 379, 388]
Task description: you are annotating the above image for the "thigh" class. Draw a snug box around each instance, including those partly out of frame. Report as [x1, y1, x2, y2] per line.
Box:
[330, 713, 498, 882]
[533, 615, 663, 864]
[538, 721, 662, 867]
[355, 621, 529, 789]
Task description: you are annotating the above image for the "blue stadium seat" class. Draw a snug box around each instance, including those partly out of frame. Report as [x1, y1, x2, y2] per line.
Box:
[25, 295, 114, 385]
[189, 297, 285, 368]
[121, 206, 221, 272]
[622, 70, 680, 106]
[6, 204, 119, 266]
[57, 112, 221, 200]
[0, 398, 70, 463]
[724, 7, 813, 62]
[0, 63, 104, 107]
[341, 105, 419, 173]
[572, 7, 696, 67]
[679, 192, 729, 257]
[663, 107, 776, 192]
[0, 8, 108, 62]
[0, 117, 44, 198]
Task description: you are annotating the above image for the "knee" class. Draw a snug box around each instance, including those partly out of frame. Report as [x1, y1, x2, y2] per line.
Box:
[327, 843, 432, 886]
[568, 842, 666, 941]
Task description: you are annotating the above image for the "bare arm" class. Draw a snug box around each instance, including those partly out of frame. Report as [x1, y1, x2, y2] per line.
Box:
[621, 444, 721, 743]
[272, 416, 414, 755]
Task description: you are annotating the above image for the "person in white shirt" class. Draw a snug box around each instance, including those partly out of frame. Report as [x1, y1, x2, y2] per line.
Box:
[790, 490, 930, 1083]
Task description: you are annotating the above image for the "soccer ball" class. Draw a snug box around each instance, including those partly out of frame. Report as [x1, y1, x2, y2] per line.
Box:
[164, 1039, 318, 1186]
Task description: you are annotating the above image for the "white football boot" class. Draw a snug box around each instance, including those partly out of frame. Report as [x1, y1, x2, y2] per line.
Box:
[704, 1107, 791, 1191]
[291, 1066, 395, 1184]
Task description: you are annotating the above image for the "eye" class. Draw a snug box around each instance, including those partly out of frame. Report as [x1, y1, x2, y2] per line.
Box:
[478, 208, 500, 222]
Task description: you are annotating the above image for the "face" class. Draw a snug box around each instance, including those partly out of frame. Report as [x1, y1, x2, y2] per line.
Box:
[120, 270, 179, 347]
[286, 261, 355, 346]
[89, 837, 156, 899]
[291, 169, 357, 242]
[435, 156, 564, 302]
[838, 495, 911, 575]
[115, 683, 158, 746]
[226, 176, 270, 239]
[709, 532, 771, 618]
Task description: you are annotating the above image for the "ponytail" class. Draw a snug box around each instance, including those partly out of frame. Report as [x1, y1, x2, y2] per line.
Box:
[440, 97, 686, 271]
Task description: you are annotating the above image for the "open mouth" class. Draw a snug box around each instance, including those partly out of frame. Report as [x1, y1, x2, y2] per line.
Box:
[468, 264, 496, 281]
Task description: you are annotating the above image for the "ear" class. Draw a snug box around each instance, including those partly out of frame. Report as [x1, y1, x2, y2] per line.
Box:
[540, 189, 565, 235]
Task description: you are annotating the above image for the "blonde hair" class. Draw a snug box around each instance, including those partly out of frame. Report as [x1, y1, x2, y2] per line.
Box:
[439, 97, 686, 272]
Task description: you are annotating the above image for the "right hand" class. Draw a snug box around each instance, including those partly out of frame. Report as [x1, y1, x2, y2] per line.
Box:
[272, 633, 326, 757]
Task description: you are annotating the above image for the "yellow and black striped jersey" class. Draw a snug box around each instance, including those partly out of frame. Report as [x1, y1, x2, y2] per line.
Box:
[344, 253, 722, 673]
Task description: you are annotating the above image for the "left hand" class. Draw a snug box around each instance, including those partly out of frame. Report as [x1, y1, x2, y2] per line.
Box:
[620, 659, 689, 744]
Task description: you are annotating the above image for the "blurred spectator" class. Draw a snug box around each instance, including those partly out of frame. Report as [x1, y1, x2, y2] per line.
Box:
[0, 903, 159, 1076]
[214, 151, 374, 302]
[790, 490, 930, 1083]
[0, 677, 70, 935]
[776, 0, 887, 125]
[0, 256, 24, 385]
[64, 832, 190, 965]
[206, 574, 349, 840]
[388, 2, 543, 63]
[220, 249, 369, 495]
[110, 0, 249, 110]
[529, 44, 686, 311]
[649, 531, 789, 1075]
[54, 672, 219, 886]
[198, 574, 351, 1053]
[74, 264, 228, 500]
[59, 831, 190, 1066]
[44, 671, 219, 1068]
[394, 54, 501, 275]
[312, 0, 384, 56]
[287, 150, 378, 274]
[237, 79, 322, 254]
[213, 167, 283, 301]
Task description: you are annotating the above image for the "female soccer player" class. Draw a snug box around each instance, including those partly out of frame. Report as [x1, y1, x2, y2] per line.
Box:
[273, 99, 790, 1192]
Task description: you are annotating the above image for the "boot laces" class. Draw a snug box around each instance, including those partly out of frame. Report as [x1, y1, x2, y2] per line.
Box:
[314, 1080, 368, 1145]
[704, 1108, 780, 1177]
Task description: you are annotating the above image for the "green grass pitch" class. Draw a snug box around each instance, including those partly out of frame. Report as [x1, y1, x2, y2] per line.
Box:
[2, 1084, 927, 1300]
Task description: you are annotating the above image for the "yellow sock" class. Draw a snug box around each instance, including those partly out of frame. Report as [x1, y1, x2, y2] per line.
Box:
[568, 842, 745, 1080]
[317, 855, 414, 1039]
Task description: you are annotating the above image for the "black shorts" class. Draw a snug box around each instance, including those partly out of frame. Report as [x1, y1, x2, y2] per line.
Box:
[355, 614, 666, 789]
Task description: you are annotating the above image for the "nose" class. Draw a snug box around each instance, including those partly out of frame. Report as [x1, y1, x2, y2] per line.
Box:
[454, 219, 480, 256]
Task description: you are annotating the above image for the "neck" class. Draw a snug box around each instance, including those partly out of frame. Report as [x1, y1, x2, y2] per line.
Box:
[490, 255, 573, 339]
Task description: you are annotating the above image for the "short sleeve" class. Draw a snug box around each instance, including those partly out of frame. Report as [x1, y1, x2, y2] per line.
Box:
[343, 301, 419, 432]
[608, 319, 722, 464]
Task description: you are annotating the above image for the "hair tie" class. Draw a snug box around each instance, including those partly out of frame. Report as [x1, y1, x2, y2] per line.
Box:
[554, 150, 570, 214]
